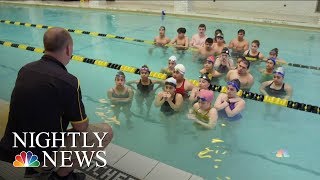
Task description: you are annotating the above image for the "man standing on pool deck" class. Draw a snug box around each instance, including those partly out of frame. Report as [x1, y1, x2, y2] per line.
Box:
[0, 27, 113, 180]
[228, 29, 249, 58]
[190, 24, 207, 49]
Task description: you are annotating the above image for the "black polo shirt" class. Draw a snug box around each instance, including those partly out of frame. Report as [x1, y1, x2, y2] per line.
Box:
[0, 55, 87, 162]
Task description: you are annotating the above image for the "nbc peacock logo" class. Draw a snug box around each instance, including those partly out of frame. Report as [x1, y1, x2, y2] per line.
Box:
[13, 151, 40, 167]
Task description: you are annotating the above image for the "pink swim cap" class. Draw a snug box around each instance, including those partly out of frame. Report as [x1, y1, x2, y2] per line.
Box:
[206, 56, 215, 64]
[198, 89, 214, 103]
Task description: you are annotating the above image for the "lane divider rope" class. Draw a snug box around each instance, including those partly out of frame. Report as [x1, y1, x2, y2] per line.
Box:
[0, 19, 197, 52]
[1, 19, 319, 71]
[0, 39, 319, 115]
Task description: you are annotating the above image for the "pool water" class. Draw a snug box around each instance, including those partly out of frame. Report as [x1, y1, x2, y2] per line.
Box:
[0, 4, 320, 180]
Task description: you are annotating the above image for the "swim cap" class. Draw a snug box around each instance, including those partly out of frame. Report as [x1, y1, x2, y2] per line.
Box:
[221, 47, 230, 55]
[206, 56, 215, 64]
[115, 71, 125, 78]
[169, 55, 177, 62]
[268, 57, 276, 65]
[165, 77, 177, 87]
[174, 64, 186, 75]
[227, 79, 241, 91]
[198, 89, 214, 103]
[199, 73, 212, 83]
[274, 67, 285, 77]
[140, 65, 150, 73]
[216, 33, 224, 38]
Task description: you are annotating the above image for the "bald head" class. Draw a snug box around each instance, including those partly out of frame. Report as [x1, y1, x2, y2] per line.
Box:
[43, 27, 72, 53]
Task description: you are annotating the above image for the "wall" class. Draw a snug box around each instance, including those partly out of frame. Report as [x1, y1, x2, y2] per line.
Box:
[191, 1, 319, 17]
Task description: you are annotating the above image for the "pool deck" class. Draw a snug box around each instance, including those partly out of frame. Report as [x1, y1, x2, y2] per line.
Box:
[1, 0, 320, 31]
[0, 99, 203, 180]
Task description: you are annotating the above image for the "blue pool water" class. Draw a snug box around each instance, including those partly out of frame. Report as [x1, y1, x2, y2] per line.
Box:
[0, 3, 320, 179]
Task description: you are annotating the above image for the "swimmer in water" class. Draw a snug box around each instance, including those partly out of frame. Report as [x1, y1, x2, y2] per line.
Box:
[243, 40, 264, 61]
[200, 56, 222, 84]
[195, 38, 215, 62]
[189, 73, 212, 103]
[149, 26, 171, 55]
[260, 67, 292, 100]
[214, 79, 245, 120]
[170, 27, 189, 50]
[259, 57, 276, 83]
[212, 33, 227, 56]
[107, 71, 134, 120]
[228, 29, 249, 59]
[263, 48, 287, 65]
[226, 58, 254, 91]
[160, 55, 177, 78]
[214, 47, 235, 74]
[190, 24, 208, 49]
[154, 77, 183, 116]
[187, 89, 218, 129]
[172, 64, 194, 99]
[126, 65, 163, 115]
[154, 26, 171, 46]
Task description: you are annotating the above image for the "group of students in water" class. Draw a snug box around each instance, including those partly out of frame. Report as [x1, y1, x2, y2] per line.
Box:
[107, 63, 245, 129]
[107, 24, 293, 129]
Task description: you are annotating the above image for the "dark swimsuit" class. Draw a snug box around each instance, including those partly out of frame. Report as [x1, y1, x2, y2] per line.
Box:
[265, 81, 286, 98]
[111, 87, 130, 106]
[160, 93, 176, 116]
[245, 50, 260, 61]
[137, 79, 154, 97]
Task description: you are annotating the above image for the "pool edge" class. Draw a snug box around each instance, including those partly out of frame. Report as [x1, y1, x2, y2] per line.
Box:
[1, 1, 320, 32]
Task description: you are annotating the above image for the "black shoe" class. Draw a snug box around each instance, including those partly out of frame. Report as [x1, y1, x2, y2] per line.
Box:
[48, 171, 86, 180]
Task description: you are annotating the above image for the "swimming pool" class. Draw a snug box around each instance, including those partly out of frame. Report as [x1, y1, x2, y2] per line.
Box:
[0, 3, 320, 180]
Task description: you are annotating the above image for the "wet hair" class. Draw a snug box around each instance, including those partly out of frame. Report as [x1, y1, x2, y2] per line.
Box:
[238, 29, 245, 35]
[159, 26, 166, 31]
[198, 24, 206, 30]
[177, 27, 186, 34]
[205, 38, 213, 44]
[215, 29, 222, 35]
[43, 27, 72, 52]
[252, 40, 260, 47]
[240, 58, 250, 69]
[229, 79, 241, 91]
[270, 48, 279, 56]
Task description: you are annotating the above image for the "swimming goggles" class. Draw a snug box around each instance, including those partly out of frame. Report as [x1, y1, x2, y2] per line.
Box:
[197, 96, 207, 102]
[115, 72, 126, 78]
[140, 67, 150, 73]
[274, 71, 284, 77]
[227, 81, 240, 91]
[199, 74, 211, 82]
